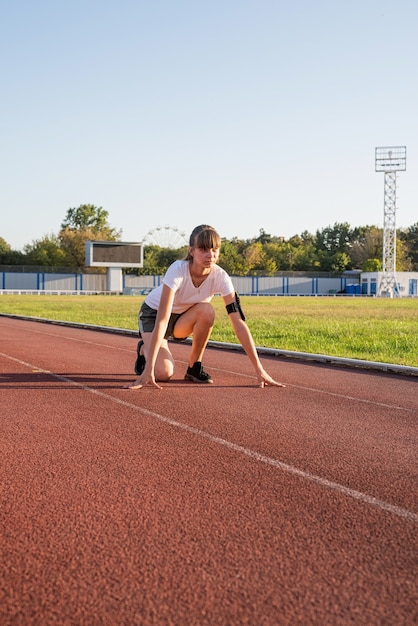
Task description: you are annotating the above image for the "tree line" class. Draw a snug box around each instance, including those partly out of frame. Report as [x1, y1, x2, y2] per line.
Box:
[1, 204, 417, 275]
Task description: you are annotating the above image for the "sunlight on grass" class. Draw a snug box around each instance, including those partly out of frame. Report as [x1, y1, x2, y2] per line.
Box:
[0, 294, 417, 367]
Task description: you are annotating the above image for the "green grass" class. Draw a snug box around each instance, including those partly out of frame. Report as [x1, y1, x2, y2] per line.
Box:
[0, 294, 417, 367]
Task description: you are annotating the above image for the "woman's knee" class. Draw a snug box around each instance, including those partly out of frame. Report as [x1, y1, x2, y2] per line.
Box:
[196, 302, 215, 325]
[155, 363, 174, 382]
[154, 349, 175, 381]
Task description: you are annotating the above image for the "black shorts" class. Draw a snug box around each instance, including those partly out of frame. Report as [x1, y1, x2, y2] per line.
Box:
[138, 302, 187, 340]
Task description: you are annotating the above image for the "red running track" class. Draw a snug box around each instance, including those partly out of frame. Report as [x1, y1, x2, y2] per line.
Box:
[0, 316, 417, 626]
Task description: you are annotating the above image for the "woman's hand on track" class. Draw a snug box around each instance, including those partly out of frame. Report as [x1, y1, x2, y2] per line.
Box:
[125, 374, 162, 390]
[257, 369, 286, 389]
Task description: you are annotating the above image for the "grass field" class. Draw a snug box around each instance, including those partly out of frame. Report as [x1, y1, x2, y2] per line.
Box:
[0, 294, 417, 367]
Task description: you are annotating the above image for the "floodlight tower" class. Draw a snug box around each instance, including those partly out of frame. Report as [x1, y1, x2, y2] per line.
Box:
[375, 146, 406, 297]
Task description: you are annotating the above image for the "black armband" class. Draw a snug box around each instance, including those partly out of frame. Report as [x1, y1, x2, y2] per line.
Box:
[226, 292, 246, 320]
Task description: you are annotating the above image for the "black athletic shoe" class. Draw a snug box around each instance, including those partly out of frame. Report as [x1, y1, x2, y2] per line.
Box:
[134, 340, 146, 375]
[184, 361, 213, 384]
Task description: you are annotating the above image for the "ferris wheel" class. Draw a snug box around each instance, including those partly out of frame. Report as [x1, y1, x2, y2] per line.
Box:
[143, 226, 188, 249]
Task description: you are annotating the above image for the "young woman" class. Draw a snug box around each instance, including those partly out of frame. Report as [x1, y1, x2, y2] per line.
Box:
[127, 224, 285, 390]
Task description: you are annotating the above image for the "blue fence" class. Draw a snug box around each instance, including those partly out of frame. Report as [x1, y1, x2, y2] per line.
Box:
[0, 271, 351, 295]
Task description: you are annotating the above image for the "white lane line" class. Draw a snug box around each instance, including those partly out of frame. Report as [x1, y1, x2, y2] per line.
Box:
[2, 351, 418, 524]
[282, 383, 417, 412]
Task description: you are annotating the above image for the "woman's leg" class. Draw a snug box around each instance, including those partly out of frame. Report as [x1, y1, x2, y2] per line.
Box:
[141, 333, 175, 381]
[172, 303, 215, 366]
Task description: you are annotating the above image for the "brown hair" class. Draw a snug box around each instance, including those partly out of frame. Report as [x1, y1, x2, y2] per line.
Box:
[186, 225, 221, 260]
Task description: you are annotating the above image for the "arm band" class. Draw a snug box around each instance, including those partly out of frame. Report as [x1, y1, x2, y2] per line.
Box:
[226, 292, 246, 320]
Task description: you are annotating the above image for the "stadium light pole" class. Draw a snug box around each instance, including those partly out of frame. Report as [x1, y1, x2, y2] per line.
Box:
[375, 146, 406, 297]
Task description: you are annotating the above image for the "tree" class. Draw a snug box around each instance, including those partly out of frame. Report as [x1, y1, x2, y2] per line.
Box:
[254, 228, 274, 245]
[23, 234, 69, 267]
[275, 242, 298, 270]
[218, 240, 248, 276]
[141, 246, 162, 274]
[315, 222, 353, 254]
[395, 237, 411, 271]
[245, 242, 267, 274]
[329, 251, 351, 272]
[293, 234, 321, 271]
[363, 258, 382, 271]
[349, 226, 382, 270]
[0, 237, 26, 265]
[399, 222, 418, 270]
[61, 204, 121, 238]
[0, 237, 11, 255]
[348, 225, 410, 271]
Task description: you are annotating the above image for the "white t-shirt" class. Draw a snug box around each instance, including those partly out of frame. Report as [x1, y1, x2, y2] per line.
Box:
[145, 260, 235, 314]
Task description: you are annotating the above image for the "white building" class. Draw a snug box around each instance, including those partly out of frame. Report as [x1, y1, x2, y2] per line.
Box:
[361, 272, 418, 297]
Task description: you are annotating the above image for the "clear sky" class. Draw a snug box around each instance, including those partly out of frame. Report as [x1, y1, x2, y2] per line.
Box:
[1, 0, 417, 251]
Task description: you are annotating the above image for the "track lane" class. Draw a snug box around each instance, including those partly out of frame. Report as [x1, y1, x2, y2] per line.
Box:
[0, 317, 417, 625]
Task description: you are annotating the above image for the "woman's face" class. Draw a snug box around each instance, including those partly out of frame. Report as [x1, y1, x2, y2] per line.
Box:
[189, 246, 220, 269]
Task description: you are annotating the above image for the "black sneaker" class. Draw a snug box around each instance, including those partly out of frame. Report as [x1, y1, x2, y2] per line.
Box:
[184, 361, 213, 384]
[134, 340, 146, 375]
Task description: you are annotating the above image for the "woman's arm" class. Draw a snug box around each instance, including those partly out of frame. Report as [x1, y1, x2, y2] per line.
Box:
[147, 284, 175, 371]
[128, 284, 175, 389]
[223, 292, 285, 388]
